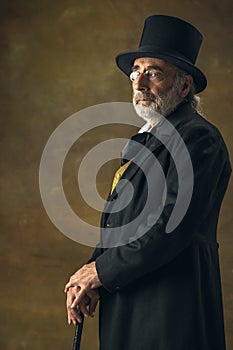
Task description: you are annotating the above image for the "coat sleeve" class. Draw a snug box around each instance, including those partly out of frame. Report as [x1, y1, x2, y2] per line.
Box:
[86, 247, 102, 264]
[95, 124, 231, 293]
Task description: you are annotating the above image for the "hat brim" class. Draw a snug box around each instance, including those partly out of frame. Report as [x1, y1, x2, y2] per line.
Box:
[116, 49, 207, 93]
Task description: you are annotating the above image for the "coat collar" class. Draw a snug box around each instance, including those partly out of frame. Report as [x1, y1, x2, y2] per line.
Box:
[108, 102, 195, 201]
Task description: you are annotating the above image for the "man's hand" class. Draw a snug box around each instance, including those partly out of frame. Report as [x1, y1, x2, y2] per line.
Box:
[64, 262, 102, 317]
[66, 287, 100, 325]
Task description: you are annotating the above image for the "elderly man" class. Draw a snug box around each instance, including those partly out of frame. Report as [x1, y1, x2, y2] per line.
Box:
[64, 15, 231, 350]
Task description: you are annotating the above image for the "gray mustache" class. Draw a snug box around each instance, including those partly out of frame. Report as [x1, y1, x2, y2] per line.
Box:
[134, 92, 156, 103]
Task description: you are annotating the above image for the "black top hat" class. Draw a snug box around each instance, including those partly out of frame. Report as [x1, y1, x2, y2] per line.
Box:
[116, 15, 207, 93]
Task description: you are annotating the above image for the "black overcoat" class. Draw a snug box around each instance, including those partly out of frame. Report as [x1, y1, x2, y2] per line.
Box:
[89, 102, 231, 350]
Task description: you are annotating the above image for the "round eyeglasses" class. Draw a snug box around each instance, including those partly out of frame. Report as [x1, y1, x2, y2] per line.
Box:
[129, 70, 160, 82]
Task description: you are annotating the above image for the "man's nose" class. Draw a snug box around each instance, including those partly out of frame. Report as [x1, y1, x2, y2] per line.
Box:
[134, 74, 150, 91]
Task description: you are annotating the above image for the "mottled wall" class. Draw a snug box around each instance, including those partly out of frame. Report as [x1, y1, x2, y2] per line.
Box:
[1, 1, 232, 349]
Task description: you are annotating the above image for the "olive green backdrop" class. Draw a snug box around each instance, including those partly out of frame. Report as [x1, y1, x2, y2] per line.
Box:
[1, 1, 232, 349]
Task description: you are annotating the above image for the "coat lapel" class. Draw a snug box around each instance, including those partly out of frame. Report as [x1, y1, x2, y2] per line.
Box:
[107, 129, 169, 201]
[106, 102, 195, 202]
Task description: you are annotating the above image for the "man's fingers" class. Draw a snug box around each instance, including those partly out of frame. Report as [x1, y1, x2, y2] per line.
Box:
[89, 297, 99, 317]
[71, 288, 86, 308]
[66, 288, 74, 306]
[88, 291, 99, 316]
[64, 279, 82, 293]
[79, 299, 90, 318]
[68, 309, 81, 325]
[64, 276, 77, 292]
[68, 309, 76, 325]
[66, 288, 99, 325]
[71, 308, 83, 324]
[64, 281, 73, 292]
[68, 302, 83, 325]
[67, 312, 71, 325]
[70, 296, 79, 310]
[66, 289, 74, 324]
[64, 262, 101, 294]
[64, 277, 81, 292]
[66, 287, 82, 325]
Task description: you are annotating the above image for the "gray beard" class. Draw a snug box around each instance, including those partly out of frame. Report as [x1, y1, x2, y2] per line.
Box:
[133, 85, 182, 123]
[133, 103, 163, 125]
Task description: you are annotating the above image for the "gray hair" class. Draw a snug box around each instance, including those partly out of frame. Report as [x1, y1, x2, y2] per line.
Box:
[175, 69, 202, 114]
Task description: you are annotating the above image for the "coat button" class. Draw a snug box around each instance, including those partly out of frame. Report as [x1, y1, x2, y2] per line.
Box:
[116, 286, 120, 291]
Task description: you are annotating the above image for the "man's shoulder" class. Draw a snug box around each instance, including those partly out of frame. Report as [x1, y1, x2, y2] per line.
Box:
[174, 104, 223, 143]
[166, 103, 231, 165]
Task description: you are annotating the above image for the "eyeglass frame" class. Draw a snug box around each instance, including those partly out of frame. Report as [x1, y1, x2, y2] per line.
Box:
[129, 69, 161, 82]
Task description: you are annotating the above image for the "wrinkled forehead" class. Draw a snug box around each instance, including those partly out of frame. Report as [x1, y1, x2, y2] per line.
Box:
[132, 57, 178, 73]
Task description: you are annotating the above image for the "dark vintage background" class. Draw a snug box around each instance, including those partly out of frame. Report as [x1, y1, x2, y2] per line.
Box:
[1, 1, 232, 349]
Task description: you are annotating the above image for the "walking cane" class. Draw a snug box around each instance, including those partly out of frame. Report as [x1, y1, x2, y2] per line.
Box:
[72, 313, 84, 350]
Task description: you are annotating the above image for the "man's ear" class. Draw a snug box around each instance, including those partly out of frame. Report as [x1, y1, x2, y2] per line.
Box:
[180, 75, 193, 98]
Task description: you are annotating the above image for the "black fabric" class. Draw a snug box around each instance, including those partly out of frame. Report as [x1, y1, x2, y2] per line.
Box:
[121, 132, 152, 165]
[89, 102, 231, 350]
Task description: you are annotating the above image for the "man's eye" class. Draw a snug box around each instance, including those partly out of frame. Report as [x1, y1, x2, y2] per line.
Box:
[148, 71, 160, 79]
[129, 70, 161, 82]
